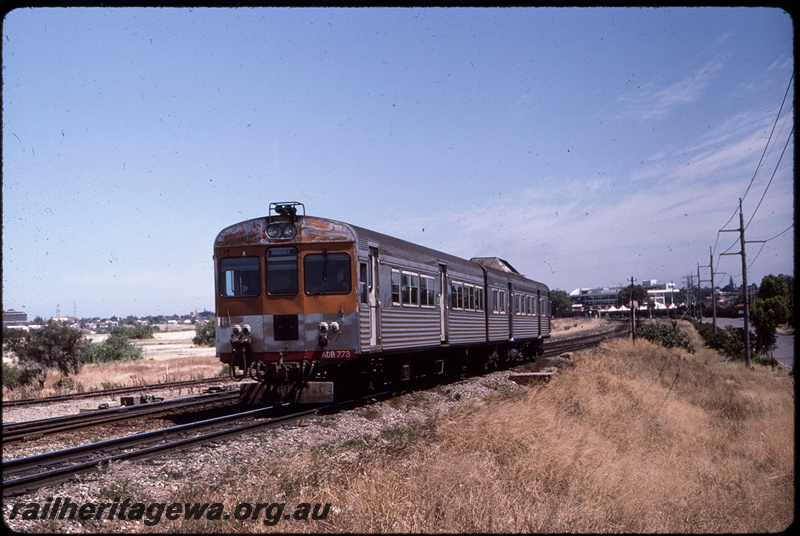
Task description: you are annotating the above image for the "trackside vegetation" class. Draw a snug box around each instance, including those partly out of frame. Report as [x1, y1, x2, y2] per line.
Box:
[634, 322, 695, 353]
[60, 319, 790, 534]
[192, 318, 216, 347]
[2, 322, 144, 390]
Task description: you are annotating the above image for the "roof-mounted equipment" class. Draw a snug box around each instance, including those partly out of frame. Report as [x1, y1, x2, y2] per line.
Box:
[266, 202, 305, 240]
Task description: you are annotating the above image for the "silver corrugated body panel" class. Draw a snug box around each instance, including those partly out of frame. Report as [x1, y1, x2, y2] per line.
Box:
[380, 308, 440, 350]
[447, 309, 486, 344]
[512, 316, 539, 339]
[540, 317, 551, 337]
[358, 303, 371, 350]
[487, 314, 509, 341]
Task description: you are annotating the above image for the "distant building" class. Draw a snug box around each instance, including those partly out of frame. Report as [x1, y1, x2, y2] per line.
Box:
[3, 309, 28, 326]
[569, 279, 681, 313]
[569, 287, 622, 312]
[644, 281, 679, 306]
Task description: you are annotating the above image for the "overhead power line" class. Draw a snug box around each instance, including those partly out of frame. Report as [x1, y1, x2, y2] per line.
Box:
[741, 70, 793, 204]
[746, 223, 794, 270]
[745, 125, 794, 230]
[713, 70, 794, 259]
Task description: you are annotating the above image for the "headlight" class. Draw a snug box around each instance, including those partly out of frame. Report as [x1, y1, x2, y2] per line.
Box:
[282, 223, 297, 238]
[266, 225, 282, 239]
[265, 223, 298, 240]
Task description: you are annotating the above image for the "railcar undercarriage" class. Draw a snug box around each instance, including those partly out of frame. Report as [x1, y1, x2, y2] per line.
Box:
[234, 337, 545, 406]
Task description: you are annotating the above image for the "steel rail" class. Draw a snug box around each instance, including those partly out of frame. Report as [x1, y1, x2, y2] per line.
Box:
[2, 391, 239, 444]
[2, 404, 317, 495]
[2, 376, 229, 408]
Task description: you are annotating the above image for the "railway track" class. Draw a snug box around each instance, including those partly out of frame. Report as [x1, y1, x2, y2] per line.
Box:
[2, 326, 626, 497]
[2, 390, 239, 444]
[2, 376, 230, 408]
[1, 401, 346, 496]
[543, 322, 628, 356]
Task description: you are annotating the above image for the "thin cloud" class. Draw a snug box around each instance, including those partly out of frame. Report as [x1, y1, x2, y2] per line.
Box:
[620, 54, 725, 121]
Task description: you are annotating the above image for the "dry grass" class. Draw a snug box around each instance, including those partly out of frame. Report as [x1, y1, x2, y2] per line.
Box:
[3, 353, 222, 400]
[145, 321, 793, 533]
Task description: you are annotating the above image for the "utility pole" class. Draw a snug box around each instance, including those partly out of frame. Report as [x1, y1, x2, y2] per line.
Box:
[698, 256, 714, 329]
[720, 199, 751, 368]
[710, 247, 717, 334]
[697, 263, 702, 321]
[630, 276, 636, 341]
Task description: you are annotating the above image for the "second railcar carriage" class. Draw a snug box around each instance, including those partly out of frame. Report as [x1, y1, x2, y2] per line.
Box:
[215, 202, 550, 404]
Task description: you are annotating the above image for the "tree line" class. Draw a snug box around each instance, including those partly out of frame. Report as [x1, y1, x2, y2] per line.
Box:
[3, 320, 216, 391]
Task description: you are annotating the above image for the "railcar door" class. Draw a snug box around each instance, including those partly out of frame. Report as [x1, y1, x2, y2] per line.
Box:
[537, 289, 542, 338]
[439, 263, 448, 344]
[508, 282, 514, 341]
[368, 246, 380, 348]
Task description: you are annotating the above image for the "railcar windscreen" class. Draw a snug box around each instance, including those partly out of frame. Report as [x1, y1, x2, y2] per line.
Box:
[267, 247, 299, 295]
[219, 257, 261, 297]
[304, 252, 351, 295]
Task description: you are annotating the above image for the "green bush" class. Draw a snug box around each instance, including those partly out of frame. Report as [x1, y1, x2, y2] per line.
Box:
[87, 333, 143, 364]
[7, 321, 88, 378]
[635, 323, 695, 353]
[2, 362, 36, 389]
[192, 320, 216, 347]
[111, 325, 155, 339]
[694, 322, 751, 362]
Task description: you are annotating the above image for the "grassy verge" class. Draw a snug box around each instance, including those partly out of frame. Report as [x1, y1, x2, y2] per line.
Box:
[10, 322, 793, 533]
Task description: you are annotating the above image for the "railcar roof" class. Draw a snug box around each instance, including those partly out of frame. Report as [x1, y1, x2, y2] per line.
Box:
[346, 222, 548, 291]
[214, 214, 548, 291]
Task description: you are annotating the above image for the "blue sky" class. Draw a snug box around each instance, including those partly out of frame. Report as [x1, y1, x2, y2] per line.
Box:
[2, 7, 794, 320]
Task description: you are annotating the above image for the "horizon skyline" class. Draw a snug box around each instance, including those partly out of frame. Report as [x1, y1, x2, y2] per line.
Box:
[3, 270, 780, 322]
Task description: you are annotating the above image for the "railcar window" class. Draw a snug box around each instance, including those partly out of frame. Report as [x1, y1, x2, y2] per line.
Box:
[476, 287, 484, 312]
[305, 252, 351, 295]
[401, 271, 420, 306]
[391, 269, 401, 304]
[359, 262, 368, 304]
[492, 289, 507, 313]
[420, 275, 435, 307]
[266, 247, 298, 295]
[450, 281, 464, 309]
[219, 257, 261, 297]
[466, 285, 475, 310]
